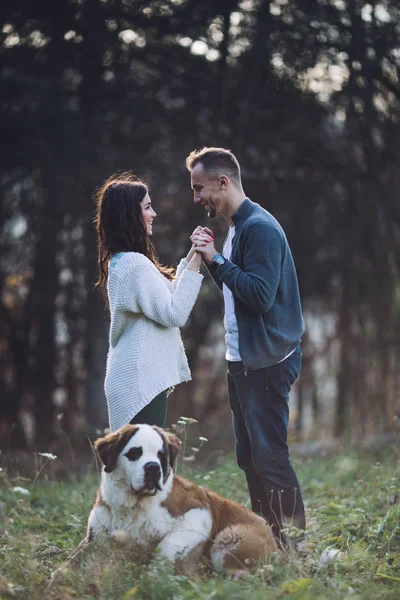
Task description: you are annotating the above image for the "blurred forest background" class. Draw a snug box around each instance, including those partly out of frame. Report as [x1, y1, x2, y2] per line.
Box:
[1, 0, 399, 457]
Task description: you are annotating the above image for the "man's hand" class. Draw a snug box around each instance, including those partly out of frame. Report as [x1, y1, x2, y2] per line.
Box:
[191, 227, 218, 264]
[185, 226, 214, 262]
[193, 242, 218, 265]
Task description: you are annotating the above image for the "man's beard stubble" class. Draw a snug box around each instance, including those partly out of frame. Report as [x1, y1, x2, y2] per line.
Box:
[206, 196, 217, 219]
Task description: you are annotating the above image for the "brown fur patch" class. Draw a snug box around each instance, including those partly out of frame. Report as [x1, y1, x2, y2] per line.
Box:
[93, 487, 110, 510]
[204, 488, 278, 560]
[95, 424, 139, 473]
[153, 426, 182, 472]
[162, 475, 209, 517]
[162, 474, 277, 562]
[213, 523, 277, 571]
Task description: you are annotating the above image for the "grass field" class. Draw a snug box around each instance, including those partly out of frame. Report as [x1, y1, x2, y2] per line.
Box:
[0, 436, 399, 599]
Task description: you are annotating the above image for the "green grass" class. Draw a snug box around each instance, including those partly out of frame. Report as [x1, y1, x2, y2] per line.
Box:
[0, 444, 399, 600]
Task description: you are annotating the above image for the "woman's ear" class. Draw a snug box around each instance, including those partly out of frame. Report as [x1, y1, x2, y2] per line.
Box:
[94, 425, 138, 473]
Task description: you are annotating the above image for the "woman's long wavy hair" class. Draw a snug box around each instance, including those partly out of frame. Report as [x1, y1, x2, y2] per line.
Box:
[94, 172, 175, 306]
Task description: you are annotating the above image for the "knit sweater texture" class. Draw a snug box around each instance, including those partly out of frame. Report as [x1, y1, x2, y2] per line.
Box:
[105, 252, 203, 431]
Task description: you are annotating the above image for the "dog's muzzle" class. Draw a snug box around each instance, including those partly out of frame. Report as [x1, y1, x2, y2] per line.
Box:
[143, 462, 162, 491]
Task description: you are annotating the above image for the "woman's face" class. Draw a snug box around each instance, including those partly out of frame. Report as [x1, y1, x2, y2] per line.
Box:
[140, 193, 157, 235]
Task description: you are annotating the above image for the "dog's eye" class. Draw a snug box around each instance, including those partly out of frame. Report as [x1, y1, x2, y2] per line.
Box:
[157, 451, 165, 459]
[124, 447, 142, 461]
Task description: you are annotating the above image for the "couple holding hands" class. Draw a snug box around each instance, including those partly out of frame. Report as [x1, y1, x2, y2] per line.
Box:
[95, 146, 305, 546]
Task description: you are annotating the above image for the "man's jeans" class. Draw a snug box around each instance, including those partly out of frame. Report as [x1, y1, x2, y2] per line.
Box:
[227, 348, 305, 545]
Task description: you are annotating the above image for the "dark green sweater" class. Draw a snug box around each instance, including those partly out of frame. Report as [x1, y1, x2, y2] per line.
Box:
[209, 198, 304, 370]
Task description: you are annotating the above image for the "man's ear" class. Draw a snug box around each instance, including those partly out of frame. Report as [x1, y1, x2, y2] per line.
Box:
[94, 425, 138, 473]
[166, 432, 181, 470]
[219, 175, 228, 189]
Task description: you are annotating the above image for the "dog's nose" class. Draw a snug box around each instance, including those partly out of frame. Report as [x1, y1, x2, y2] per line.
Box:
[144, 462, 161, 477]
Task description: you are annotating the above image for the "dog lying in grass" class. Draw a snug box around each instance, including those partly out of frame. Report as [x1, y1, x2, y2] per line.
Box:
[86, 423, 278, 575]
[46, 423, 278, 591]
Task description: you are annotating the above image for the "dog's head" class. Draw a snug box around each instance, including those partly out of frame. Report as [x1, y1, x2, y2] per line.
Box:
[94, 424, 181, 495]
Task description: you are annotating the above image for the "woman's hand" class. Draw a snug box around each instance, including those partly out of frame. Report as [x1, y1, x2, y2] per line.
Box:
[185, 226, 215, 262]
[190, 226, 218, 264]
[190, 226, 214, 245]
[186, 250, 203, 272]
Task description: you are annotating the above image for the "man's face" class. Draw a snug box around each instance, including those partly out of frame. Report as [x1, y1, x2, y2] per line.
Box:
[190, 164, 223, 219]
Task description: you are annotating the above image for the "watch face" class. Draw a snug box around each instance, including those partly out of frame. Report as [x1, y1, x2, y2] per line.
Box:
[213, 254, 225, 266]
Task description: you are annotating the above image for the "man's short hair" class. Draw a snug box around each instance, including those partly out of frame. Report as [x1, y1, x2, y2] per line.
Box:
[185, 147, 241, 185]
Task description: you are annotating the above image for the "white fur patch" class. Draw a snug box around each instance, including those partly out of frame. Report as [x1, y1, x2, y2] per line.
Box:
[117, 424, 165, 494]
[158, 508, 212, 560]
[211, 541, 239, 572]
[88, 504, 112, 538]
[210, 549, 225, 572]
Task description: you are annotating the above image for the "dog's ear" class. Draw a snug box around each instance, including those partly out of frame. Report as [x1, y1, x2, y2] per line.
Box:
[166, 432, 181, 470]
[94, 425, 138, 473]
[151, 426, 181, 472]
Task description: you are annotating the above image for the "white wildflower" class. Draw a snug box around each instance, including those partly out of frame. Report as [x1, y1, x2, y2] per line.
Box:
[7, 584, 25, 594]
[179, 417, 198, 424]
[319, 547, 343, 566]
[198, 436, 208, 442]
[38, 452, 57, 460]
[12, 487, 30, 496]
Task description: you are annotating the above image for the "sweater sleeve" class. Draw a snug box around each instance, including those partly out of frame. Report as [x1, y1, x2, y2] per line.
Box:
[172, 258, 198, 291]
[175, 258, 189, 278]
[216, 222, 283, 313]
[120, 263, 203, 328]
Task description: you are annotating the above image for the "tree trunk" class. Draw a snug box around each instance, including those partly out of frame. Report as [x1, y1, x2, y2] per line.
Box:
[83, 220, 109, 434]
[28, 186, 62, 450]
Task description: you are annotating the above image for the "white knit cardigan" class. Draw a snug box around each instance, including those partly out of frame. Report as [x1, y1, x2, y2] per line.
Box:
[105, 252, 203, 431]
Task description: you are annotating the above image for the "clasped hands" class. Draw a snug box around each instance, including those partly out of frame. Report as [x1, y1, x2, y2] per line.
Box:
[190, 226, 217, 265]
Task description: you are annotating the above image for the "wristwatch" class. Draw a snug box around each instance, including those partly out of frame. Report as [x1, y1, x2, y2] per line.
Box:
[211, 253, 225, 267]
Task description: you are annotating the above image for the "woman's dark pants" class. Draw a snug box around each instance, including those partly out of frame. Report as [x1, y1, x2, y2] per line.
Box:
[227, 349, 305, 546]
[130, 391, 168, 428]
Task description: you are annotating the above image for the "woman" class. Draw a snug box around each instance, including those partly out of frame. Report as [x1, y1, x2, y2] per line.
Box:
[94, 172, 207, 431]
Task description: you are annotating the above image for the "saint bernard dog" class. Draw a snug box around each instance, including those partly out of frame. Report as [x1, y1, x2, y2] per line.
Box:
[87, 423, 278, 574]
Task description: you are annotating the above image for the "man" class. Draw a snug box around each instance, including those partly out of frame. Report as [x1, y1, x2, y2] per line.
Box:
[187, 147, 305, 546]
